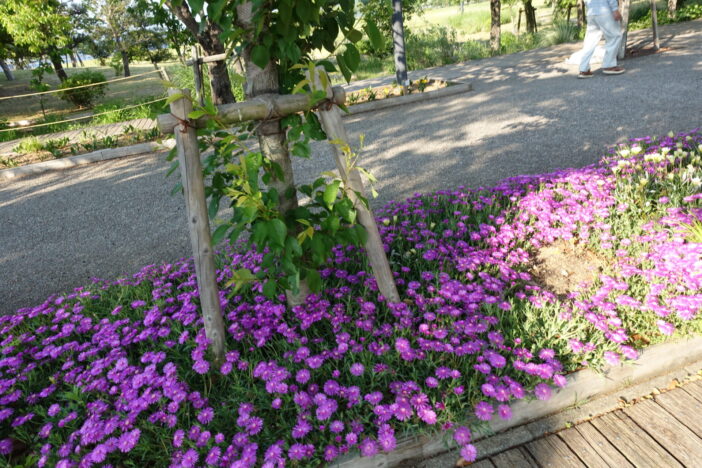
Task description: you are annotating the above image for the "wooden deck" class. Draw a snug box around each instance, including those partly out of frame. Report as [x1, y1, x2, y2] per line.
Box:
[474, 380, 702, 468]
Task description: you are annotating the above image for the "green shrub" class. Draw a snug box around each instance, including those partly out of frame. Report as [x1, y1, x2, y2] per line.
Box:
[57, 70, 108, 108]
[500, 32, 539, 54]
[406, 26, 463, 69]
[539, 20, 581, 47]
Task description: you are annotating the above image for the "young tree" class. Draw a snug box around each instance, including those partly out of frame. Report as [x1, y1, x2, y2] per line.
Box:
[522, 0, 538, 33]
[90, 0, 136, 77]
[165, 1, 236, 104]
[0, 0, 72, 81]
[133, 0, 193, 64]
[491, 0, 501, 52]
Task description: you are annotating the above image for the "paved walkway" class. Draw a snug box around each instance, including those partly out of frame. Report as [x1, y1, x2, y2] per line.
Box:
[0, 118, 156, 156]
[1, 20, 701, 314]
[464, 379, 702, 468]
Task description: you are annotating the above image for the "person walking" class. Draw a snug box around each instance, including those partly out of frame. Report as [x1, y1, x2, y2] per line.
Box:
[578, 0, 625, 78]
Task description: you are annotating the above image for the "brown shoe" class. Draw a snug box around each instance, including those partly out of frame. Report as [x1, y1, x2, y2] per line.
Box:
[602, 66, 625, 75]
[577, 70, 594, 79]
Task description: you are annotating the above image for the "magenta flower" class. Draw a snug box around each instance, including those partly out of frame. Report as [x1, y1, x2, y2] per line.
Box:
[534, 384, 552, 401]
[474, 402, 494, 421]
[453, 426, 472, 445]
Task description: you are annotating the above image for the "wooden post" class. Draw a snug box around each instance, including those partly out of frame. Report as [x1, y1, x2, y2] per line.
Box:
[618, 0, 631, 59]
[651, 0, 660, 50]
[308, 68, 401, 303]
[168, 88, 226, 364]
[192, 48, 205, 107]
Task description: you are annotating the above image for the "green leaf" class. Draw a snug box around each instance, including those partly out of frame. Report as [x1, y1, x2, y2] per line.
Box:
[187, 0, 205, 14]
[263, 280, 277, 298]
[208, 196, 221, 219]
[211, 224, 229, 246]
[251, 45, 270, 69]
[364, 20, 385, 52]
[345, 28, 363, 43]
[207, 0, 227, 22]
[323, 180, 341, 209]
[316, 60, 337, 73]
[306, 269, 322, 292]
[336, 55, 352, 84]
[165, 92, 187, 105]
[343, 44, 361, 72]
[268, 219, 287, 248]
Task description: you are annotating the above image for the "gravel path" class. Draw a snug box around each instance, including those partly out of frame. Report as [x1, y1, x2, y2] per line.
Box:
[2, 20, 701, 314]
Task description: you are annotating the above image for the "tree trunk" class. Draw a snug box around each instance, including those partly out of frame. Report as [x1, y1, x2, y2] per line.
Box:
[77, 53, 85, 67]
[70, 50, 78, 68]
[206, 60, 235, 104]
[120, 50, 131, 77]
[48, 50, 68, 81]
[0, 59, 14, 81]
[167, 1, 236, 104]
[667, 0, 679, 16]
[238, 2, 309, 307]
[577, 0, 585, 28]
[491, 0, 501, 53]
[523, 0, 537, 33]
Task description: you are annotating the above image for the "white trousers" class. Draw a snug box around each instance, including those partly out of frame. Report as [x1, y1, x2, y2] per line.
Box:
[579, 14, 623, 72]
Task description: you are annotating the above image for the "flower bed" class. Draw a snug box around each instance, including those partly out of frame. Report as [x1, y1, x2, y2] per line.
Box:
[1, 130, 701, 467]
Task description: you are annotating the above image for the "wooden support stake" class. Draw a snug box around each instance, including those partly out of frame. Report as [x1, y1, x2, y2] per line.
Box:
[307, 68, 400, 303]
[192, 48, 205, 107]
[651, 0, 660, 50]
[168, 88, 226, 364]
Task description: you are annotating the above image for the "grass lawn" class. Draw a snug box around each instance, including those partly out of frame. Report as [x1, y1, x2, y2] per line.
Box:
[1, 129, 700, 466]
[0, 62, 174, 123]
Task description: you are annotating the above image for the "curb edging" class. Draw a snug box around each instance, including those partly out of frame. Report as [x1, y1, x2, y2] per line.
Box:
[332, 335, 702, 467]
[343, 82, 473, 117]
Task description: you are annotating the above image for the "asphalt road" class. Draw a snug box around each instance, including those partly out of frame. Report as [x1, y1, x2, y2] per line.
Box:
[2, 21, 701, 314]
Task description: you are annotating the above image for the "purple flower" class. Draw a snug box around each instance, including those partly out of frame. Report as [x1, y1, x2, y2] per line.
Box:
[604, 351, 621, 366]
[460, 444, 477, 462]
[117, 429, 140, 453]
[359, 437, 379, 457]
[534, 383, 552, 401]
[453, 426, 472, 445]
[475, 402, 494, 421]
[498, 404, 512, 420]
[350, 363, 365, 376]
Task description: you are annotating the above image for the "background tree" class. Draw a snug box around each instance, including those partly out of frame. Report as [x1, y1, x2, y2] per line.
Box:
[491, 0, 501, 52]
[0, 0, 72, 81]
[0, 24, 17, 81]
[358, 0, 424, 56]
[165, 1, 236, 104]
[522, 0, 538, 33]
[133, 0, 193, 64]
[89, 0, 137, 77]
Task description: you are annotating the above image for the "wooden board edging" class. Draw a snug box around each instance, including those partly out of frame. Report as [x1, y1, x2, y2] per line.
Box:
[0, 139, 176, 182]
[331, 335, 702, 468]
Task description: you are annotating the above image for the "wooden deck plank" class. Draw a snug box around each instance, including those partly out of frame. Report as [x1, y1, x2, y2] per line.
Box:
[557, 427, 611, 468]
[524, 436, 585, 467]
[490, 447, 539, 468]
[681, 380, 702, 403]
[655, 388, 702, 438]
[574, 422, 634, 467]
[590, 410, 683, 467]
[623, 398, 702, 465]
[468, 459, 495, 468]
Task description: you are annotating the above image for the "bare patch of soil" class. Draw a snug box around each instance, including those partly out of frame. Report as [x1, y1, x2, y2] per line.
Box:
[531, 240, 605, 299]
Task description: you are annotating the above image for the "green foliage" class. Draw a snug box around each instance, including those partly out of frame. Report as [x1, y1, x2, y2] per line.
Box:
[0, 0, 71, 55]
[91, 96, 165, 124]
[170, 95, 371, 297]
[12, 137, 44, 154]
[446, 6, 511, 33]
[539, 19, 581, 46]
[358, 0, 425, 45]
[57, 70, 108, 108]
[109, 53, 124, 76]
[629, 0, 702, 28]
[406, 25, 466, 69]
